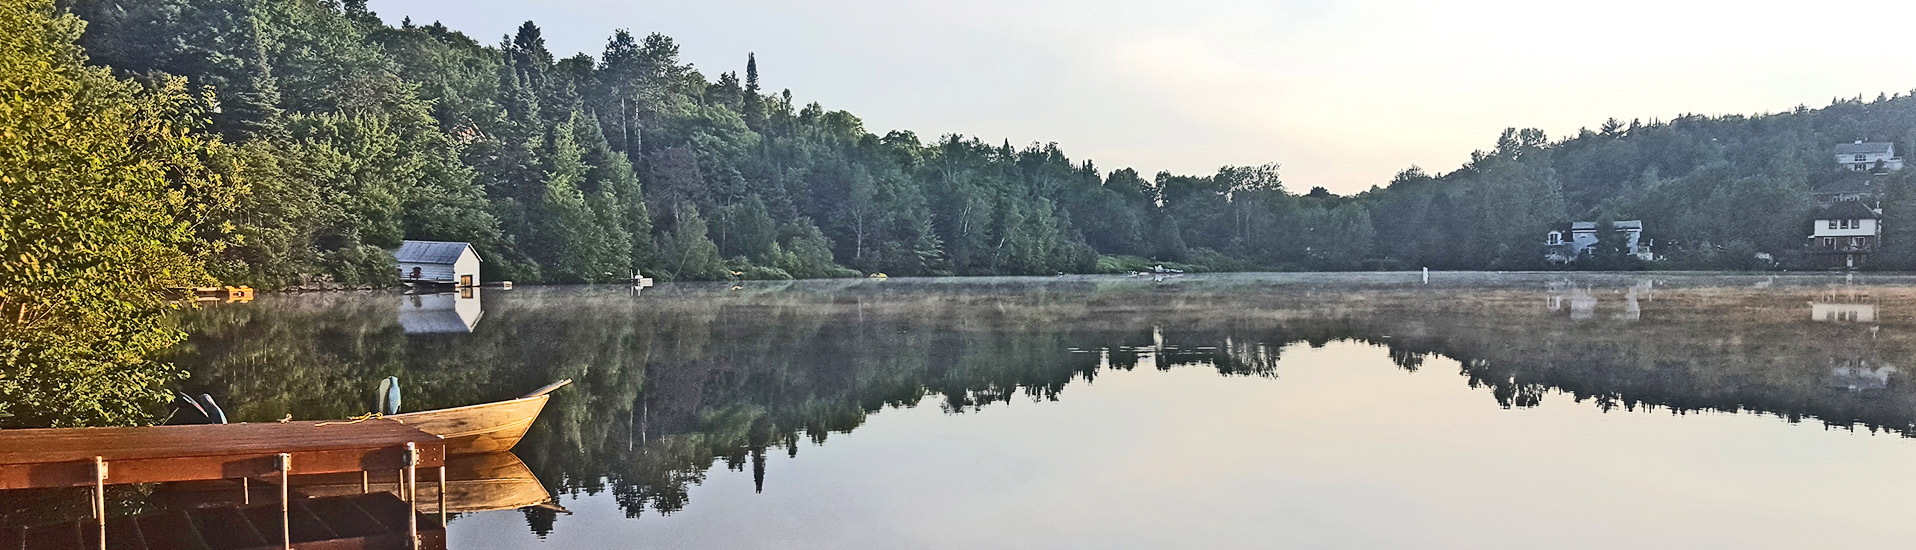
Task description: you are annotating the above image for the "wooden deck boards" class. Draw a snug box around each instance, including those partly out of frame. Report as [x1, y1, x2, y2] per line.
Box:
[0, 421, 445, 490]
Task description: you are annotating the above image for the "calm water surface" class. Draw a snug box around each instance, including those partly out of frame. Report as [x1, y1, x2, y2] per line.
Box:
[159, 273, 1916, 548]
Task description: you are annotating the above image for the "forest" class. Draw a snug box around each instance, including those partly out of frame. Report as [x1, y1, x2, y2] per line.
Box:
[10, 0, 1916, 422]
[24, 0, 1916, 289]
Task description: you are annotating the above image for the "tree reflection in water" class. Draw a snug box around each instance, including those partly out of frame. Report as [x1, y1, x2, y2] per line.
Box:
[23, 274, 1915, 533]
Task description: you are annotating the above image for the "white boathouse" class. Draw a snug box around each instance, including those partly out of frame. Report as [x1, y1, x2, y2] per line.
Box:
[395, 240, 481, 287]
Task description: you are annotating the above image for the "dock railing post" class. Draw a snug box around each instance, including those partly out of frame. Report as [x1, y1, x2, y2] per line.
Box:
[278, 453, 292, 550]
[93, 456, 106, 550]
[405, 442, 419, 550]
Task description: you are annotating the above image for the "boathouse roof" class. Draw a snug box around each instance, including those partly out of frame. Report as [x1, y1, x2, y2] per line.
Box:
[395, 240, 478, 265]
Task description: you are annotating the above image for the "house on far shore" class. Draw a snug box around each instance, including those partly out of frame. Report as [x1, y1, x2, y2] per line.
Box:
[1806, 201, 1881, 270]
[1811, 172, 1886, 209]
[1544, 220, 1652, 264]
[395, 240, 481, 287]
[1835, 140, 1904, 172]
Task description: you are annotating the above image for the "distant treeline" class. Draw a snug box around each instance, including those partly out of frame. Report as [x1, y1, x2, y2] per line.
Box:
[42, 0, 1916, 286]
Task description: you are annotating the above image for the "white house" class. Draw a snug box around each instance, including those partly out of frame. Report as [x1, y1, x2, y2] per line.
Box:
[1834, 141, 1904, 172]
[1543, 220, 1652, 263]
[1807, 201, 1881, 269]
[395, 240, 481, 287]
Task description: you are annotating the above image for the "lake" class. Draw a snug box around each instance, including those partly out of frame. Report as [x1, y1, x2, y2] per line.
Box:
[147, 273, 1916, 547]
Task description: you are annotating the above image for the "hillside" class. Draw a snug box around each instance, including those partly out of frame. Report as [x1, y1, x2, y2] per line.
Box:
[56, 0, 1916, 282]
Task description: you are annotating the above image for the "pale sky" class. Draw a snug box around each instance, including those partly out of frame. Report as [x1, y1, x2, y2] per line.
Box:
[370, 0, 1916, 194]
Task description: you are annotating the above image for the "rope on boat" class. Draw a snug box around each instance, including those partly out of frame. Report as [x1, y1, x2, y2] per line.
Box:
[315, 412, 383, 426]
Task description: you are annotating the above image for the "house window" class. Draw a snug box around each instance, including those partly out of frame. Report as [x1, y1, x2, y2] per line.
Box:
[1828, 220, 1838, 229]
[1853, 237, 1866, 248]
[1856, 154, 1869, 162]
[1825, 237, 1836, 247]
[1546, 232, 1561, 245]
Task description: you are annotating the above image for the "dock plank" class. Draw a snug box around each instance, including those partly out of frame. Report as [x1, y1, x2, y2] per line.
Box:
[134, 511, 206, 550]
[0, 421, 444, 490]
[0, 421, 436, 464]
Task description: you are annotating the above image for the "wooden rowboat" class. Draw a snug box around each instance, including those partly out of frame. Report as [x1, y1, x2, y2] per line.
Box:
[388, 380, 570, 456]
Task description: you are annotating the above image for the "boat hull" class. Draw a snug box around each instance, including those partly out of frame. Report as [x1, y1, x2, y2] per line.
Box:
[389, 394, 550, 455]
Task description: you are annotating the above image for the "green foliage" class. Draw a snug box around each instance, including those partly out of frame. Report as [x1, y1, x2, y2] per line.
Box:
[656, 206, 726, 281]
[0, 0, 232, 426]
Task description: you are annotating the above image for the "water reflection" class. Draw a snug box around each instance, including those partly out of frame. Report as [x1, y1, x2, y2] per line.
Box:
[13, 274, 1916, 545]
[399, 289, 485, 334]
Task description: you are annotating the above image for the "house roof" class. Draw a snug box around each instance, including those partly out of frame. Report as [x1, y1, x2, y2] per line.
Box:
[1814, 173, 1883, 195]
[1815, 200, 1881, 220]
[1554, 220, 1643, 232]
[1835, 141, 1894, 155]
[394, 240, 478, 265]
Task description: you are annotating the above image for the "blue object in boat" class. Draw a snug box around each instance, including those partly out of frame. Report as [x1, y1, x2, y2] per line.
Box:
[377, 376, 401, 415]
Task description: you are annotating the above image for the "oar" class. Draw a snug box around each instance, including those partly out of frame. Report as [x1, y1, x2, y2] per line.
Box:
[175, 392, 209, 423]
[198, 394, 228, 424]
[519, 379, 573, 399]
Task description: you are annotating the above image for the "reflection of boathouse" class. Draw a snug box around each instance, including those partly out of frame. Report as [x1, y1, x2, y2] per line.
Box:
[1830, 363, 1895, 392]
[400, 289, 484, 334]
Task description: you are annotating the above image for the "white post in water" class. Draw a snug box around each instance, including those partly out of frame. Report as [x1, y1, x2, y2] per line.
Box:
[1422, 267, 1429, 284]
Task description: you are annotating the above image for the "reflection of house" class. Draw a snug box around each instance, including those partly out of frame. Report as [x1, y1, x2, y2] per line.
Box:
[1811, 303, 1877, 323]
[1806, 201, 1881, 270]
[1544, 221, 1653, 264]
[1545, 280, 1651, 321]
[1829, 364, 1895, 392]
[1834, 140, 1904, 172]
[395, 240, 481, 287]
[1546, 283, 1597, 320]
[399, 289, 484, 334]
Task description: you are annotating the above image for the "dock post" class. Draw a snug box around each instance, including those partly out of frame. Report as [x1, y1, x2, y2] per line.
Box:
[93, 456, 106, 550]
[438, 465, 447, 527]
[277, 453, 291, 550]
[242, 477, 250, 505]
[405, 442, 419, 550]
[362, 471, 369, 494]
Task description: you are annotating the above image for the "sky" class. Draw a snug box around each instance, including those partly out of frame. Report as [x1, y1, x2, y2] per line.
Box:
[369, 0, 1916, 195]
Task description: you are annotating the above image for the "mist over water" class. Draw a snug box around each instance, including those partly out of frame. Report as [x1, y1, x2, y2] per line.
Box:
[160, 273, 1916, 548]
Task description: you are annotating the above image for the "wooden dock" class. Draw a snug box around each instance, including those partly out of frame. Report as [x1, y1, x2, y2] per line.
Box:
[0, 420, 449, 550]
[0, 492, 446, 550]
